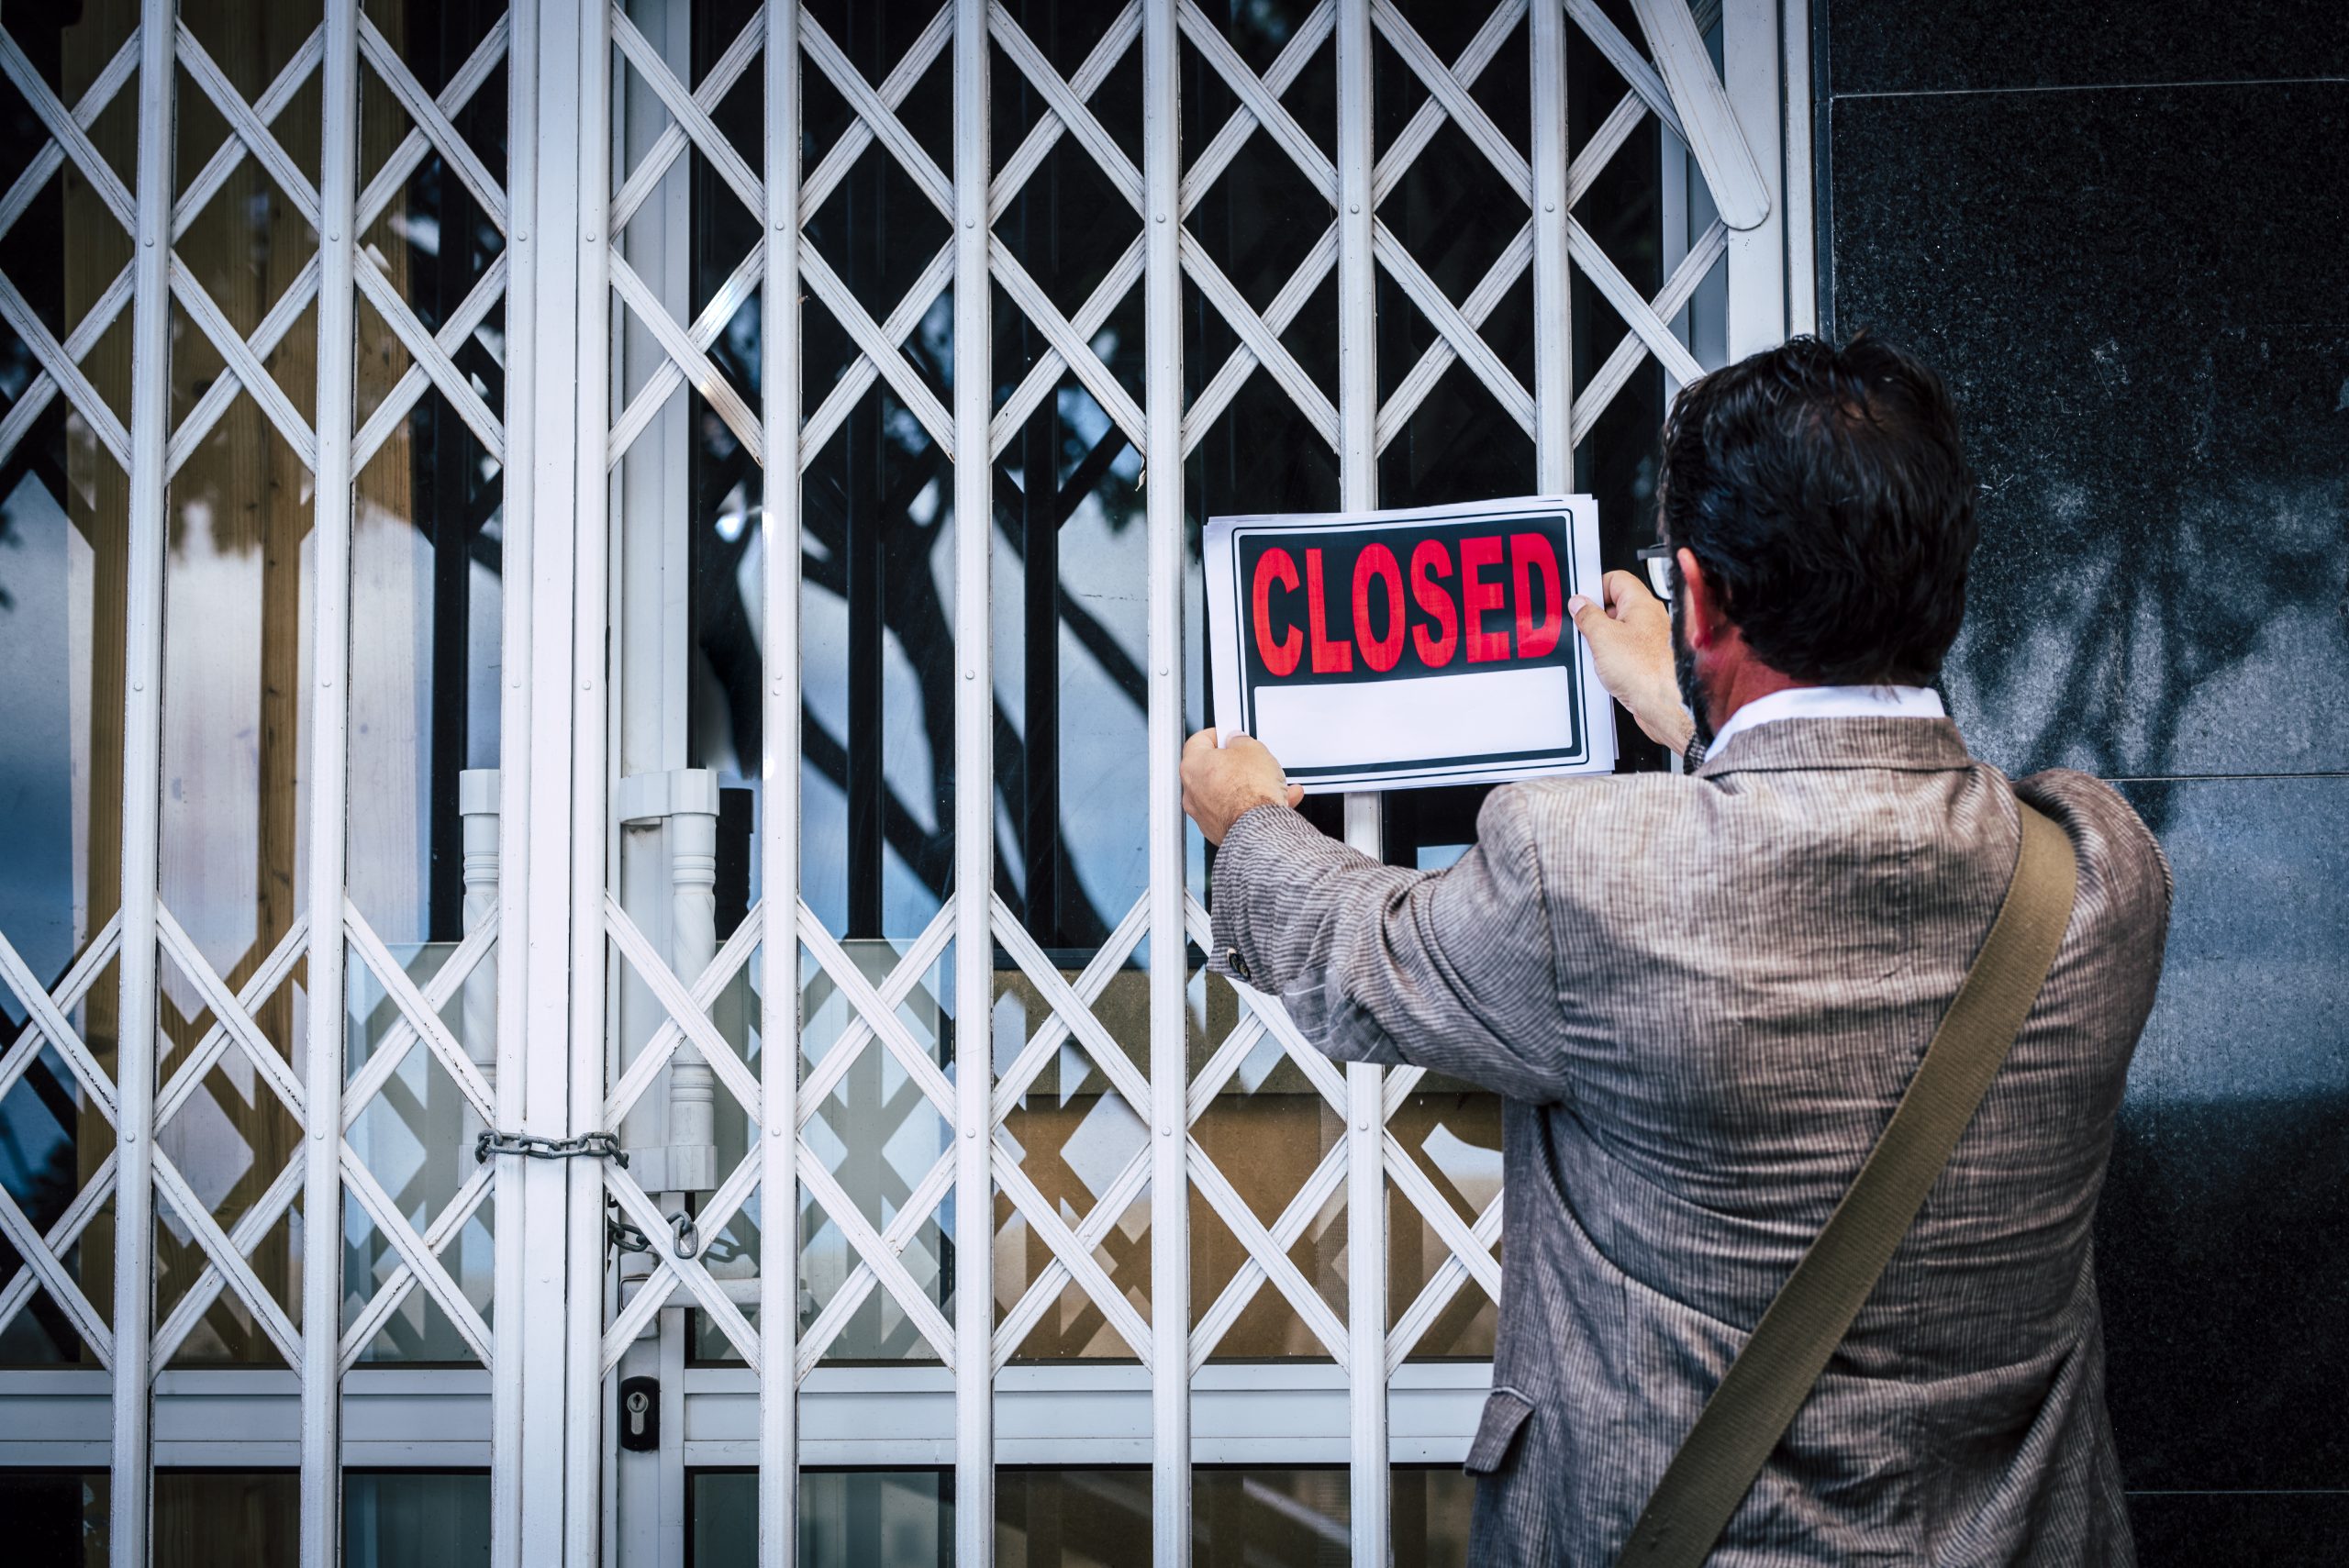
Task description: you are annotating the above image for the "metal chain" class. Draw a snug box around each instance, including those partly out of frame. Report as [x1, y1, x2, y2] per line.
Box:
[607, 1197, 652, 1257]
[474, 1129, 629, 1167]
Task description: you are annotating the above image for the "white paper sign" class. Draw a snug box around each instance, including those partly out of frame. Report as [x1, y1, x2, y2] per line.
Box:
[1204, 495, 1617, 792]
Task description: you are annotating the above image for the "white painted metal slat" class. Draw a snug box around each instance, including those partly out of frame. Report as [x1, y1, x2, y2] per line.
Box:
[761, 4, 804, 1550]
[1631, 0, 1771, 231]
[108, 6, 179, 1562]
[566, 0, 618, 1556]
[952, 5, 997, 1565]
[492, 3, 542, 1562]
[301, 6, 362, 1558]
[1335, 5, 1388, 1562]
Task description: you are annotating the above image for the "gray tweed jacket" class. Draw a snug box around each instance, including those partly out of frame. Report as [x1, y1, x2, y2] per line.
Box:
[1208, 717, 2170, 1566]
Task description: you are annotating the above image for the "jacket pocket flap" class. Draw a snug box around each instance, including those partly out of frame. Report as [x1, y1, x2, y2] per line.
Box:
[1464, 1387, 1536, 1475]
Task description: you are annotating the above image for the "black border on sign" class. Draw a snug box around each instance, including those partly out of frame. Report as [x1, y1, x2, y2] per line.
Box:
[1228, 510, 1589, 786]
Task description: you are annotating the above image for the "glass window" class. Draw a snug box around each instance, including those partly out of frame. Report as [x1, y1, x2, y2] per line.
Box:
[0, 1469, 106, 1567]
[692, 1465, 1480, 1567]
[0, 0, 137, 1373]
[7, 1470, 493, 1566]
[340, 0, 511, 1369]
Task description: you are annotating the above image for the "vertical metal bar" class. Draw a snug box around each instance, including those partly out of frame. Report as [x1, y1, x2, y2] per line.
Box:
[569, 1, 617, 1562]
[760, 6, 803, 1562]
[300, 3, 362, 1562]
[494, 0, 542, 1558]
[1141, 3, 1189, 1562]
[1531, 0, 1573, 491]
[109, 7, 175, 1564]
[1721, 0, 1786, 356]
[511, 0, 591, 1557]
[952, 0, 995, 1562]
[1780, 0, 1818, 337]
[1333, 4, 1387, 1562]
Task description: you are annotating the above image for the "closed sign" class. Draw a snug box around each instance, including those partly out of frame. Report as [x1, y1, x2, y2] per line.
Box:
[1205, 496, 1616, 791]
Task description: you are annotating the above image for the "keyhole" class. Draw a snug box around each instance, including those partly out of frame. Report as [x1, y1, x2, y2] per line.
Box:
[626, 1389, 650, 1436]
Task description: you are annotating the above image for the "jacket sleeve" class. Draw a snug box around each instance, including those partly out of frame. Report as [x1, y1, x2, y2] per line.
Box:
[1206, 788, 1574, 1105]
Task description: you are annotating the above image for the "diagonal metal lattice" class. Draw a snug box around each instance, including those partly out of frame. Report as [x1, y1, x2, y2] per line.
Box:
[0, 917, 125, 1362]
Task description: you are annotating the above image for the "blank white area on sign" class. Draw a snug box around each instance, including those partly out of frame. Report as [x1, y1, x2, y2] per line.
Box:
[1254, 665, 1579, 773]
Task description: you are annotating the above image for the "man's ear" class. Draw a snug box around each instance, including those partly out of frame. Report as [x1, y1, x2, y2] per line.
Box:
[1676, 547, 1720, 651]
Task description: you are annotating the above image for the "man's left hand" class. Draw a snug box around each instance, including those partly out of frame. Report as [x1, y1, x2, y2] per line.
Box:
[1182, 729, 1305, 845]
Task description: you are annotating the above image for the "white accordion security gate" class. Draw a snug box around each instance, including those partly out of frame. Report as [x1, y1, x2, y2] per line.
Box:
[0, 0, 1810, 1562]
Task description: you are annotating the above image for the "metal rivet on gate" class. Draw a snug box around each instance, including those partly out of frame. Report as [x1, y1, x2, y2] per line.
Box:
[1544, 201, 1555, 213]
[963, 667, 975, 680]
[1349, 202, 1360, 214]
[314, 1123, 328, 1140]
[769, 1124, 786, 1139]
[586, 229, 599, 243]
[964, 1123, 977, 1139]
[1158, 1122, 1173, 1138]
[122, 1128, 137, 1143]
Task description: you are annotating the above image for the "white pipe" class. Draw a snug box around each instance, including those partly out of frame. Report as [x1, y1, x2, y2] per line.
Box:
[952, 2, 995, 1562]
[109, 7, 177, 1563]
[301, 4, 362, 1562]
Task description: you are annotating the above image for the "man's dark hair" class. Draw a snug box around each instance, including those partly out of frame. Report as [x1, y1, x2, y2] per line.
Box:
[1659, 332, 1977, 684]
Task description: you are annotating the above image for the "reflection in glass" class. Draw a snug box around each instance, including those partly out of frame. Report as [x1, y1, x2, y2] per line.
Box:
[994, 960, 1152, 1362]
[339, 0, 509, 1366]
[6, 1469, 494, 1566]
[343, 1471, 493, 1568]
[694, 1466, 1458, 1567]
[704, 939, 952, 1366]
[0, 1469, 106, 1564]
[1388, 1080, 1502, 1360]
[799, 0, 958, 944]
[155, 0, 326, 1361]
[1186, 965, 1350, 1361]
[0, 0, 133, 1361]
[695, 1469, 951, 1568]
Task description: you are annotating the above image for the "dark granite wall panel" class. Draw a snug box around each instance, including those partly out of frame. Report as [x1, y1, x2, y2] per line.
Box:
[1824, 6, 2349, 1557]
[1829, 81, 2349, 780]
[1829, 0, 2349, 96]
[2100, 779, 2347, 1492]
[2126, 1492, 2349, 1568]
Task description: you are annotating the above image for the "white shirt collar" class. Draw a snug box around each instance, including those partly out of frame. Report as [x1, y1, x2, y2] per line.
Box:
[1705, 684, 1947, 755]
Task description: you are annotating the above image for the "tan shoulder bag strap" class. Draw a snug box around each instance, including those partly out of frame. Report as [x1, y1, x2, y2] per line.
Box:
[1619, 802, 2078, 1568]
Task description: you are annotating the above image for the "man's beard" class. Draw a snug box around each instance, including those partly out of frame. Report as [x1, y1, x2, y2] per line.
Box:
[1672, 590, 1715, 748]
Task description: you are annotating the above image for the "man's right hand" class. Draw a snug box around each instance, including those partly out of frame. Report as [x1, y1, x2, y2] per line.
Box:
[1569, 570, 1696, 753]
